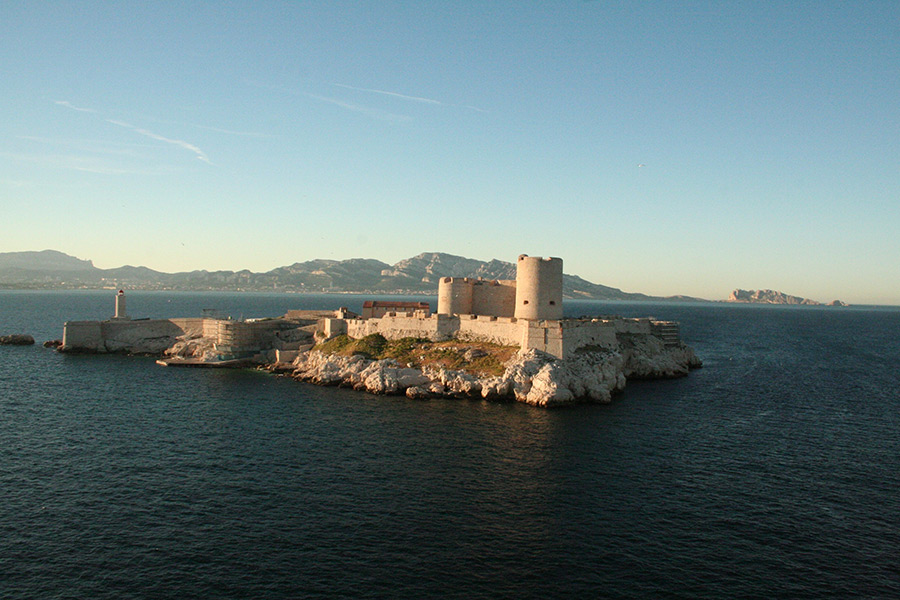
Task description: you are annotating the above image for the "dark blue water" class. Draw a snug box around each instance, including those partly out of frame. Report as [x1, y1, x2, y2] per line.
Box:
[2, 291, 899, 598]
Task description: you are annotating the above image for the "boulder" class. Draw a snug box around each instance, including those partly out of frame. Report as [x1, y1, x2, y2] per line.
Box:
[0, 334, 35, 346]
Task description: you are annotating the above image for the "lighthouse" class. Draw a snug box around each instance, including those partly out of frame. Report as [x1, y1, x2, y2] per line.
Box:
[113, 290, 129, 320]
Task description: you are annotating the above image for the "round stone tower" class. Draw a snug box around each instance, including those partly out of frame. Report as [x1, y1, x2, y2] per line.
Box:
[437, 277, 474, 315]
[514, 255, 563, 320]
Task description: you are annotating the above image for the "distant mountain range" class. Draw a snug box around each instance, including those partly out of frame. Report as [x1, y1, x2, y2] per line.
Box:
[0, 250, 699, 301]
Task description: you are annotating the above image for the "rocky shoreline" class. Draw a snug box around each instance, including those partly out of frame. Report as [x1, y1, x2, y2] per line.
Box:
[285, 336, 700, 408]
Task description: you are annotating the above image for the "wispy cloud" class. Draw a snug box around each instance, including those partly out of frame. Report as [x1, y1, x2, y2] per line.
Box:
[1, 151, 161, 175]
[303, 93, 413, 122]
[245, 78, 486, 119]
[331, 82, 487, 113]
[53, 99, 214, 165]
[190, 123, 276, 138]
[127, 112, 277, 139]
[106, 119, 213, 164]
[54, 100, 97, 113]
[17, 135, 153, 157]
[331, 83, 443, 106]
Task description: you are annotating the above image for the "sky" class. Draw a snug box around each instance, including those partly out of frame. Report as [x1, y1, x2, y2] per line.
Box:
[2, 1, 898, 304]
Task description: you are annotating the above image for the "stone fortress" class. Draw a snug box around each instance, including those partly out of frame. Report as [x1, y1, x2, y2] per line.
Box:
[59, 253, 699, 406]
[61, 254, 682, 364]
[322, 254, 681, 360]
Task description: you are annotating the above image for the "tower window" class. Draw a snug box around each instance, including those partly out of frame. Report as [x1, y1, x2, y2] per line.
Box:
[523, 300, 529, 305]
[549, 301, 556, 305]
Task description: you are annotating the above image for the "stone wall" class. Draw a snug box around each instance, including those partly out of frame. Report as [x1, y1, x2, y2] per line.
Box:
[613, 318, 652, 335]
[471, 280, 516, 318]
[63, 318, 203, 353]
[322, 313, 678, 361]
[62, 320, 103, 350]
[559, 320, 618, 359]
[521, 320, 564, 357]
[437, 277, 516, 318]
[455, 315, 521, 346]
[214, 319, 290, 355]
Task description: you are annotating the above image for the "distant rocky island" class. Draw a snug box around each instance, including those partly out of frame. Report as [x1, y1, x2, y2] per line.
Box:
[0, 249, 695, 301]
[728, 289, 848, 307]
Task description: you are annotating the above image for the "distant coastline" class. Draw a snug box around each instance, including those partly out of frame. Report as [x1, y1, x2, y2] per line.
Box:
[0, 249, 701, 302]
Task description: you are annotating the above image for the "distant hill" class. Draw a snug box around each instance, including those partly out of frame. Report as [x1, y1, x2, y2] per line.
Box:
[0, 249, 95, 271]
[0, 249, 698, 301]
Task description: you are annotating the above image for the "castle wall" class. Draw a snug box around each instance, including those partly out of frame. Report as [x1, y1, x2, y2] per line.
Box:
[326, 313, 671, 361]
[170, 318, 205, 338]
[372, 315, 447, 341]
[559, 320, 618, 358]
[214, 319, 288, 355]
[455, 315, 521, 346]
[346, 318, 381, 339]
[471, 280, 516, 318]
[323, 318, 348, 338]
[62, 320, 103, 351]
[514, 255, 563, 321]
[63, 318, 203, 353]
[202, 318, 221, 338]
[613, 318, 652, 335]
[520, 320, 564, 358]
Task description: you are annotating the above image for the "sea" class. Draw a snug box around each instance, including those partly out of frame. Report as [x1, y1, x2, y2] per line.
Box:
[1, 290, 898, 599]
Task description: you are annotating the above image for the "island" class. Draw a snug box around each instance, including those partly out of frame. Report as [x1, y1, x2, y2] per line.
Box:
[59, 254, 701, 408]
[727, 289, 848, 307]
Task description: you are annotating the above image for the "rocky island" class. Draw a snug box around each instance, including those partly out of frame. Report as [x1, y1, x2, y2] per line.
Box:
[60, 254, 701, 408]
[727, 289, 847, 306]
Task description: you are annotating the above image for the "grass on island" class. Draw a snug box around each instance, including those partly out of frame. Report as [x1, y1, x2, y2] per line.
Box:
[312, 334, 516, 377]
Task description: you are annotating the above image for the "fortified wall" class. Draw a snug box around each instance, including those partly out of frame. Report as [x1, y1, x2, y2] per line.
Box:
[320, 254, 681, 359]
[62, 318, 206, 355]
[61, 293, 329, 359]
[60, 256, 684, 362]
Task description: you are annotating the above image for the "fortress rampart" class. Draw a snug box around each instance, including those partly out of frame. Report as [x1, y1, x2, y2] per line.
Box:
[61, 292, 316, 357]
[437, 277, 517, 318]
[60, 254, 686, 363]
[62, 318, 205, 354]
[317, 253, 683, 359]
[321, 312, 668, 359]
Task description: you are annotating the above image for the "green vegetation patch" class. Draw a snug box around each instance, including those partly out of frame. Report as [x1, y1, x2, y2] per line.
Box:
[312, 335, 515, 377]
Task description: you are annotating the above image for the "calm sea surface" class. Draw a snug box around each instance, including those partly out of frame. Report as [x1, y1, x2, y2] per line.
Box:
[1, 291, 898, 599]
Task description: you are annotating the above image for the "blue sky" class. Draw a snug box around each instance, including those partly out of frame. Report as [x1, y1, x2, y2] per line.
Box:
[2, 1, 898, 304]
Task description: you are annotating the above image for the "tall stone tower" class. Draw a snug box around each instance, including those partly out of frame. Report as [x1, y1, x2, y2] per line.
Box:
[514, 255, 563, 320]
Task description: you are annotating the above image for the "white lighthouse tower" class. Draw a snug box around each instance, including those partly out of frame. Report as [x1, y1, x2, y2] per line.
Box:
[113, 289, 129, 320]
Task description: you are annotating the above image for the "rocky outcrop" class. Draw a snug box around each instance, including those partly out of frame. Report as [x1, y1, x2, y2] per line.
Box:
[165, 336, 219, 361]
[728, 289, 819, 305]
[0, 334, 35, 345]
[289, 341, 701, 408]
